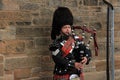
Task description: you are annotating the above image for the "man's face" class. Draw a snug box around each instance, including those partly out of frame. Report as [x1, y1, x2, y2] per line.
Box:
[61, 25, 72, 36]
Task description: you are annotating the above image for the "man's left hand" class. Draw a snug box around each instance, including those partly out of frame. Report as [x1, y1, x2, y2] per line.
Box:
[81, 57, 87, 64]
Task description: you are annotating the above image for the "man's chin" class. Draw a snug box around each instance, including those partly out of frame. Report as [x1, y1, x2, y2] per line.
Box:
[65, 33, 71, 36]
[65, 34, 69, 36]
[61, 32, 71, 37]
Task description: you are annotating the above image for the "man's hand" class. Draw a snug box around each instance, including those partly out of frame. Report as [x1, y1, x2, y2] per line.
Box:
[81, 57, 87, 64]
[75, 57, 88, 70]
[75, 62, 83, 70]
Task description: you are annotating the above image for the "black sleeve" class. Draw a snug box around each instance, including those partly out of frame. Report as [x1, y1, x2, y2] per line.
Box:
[49, 40, 75, 68]
[84, 47, 92, 65]
[73, 41, 92, 65]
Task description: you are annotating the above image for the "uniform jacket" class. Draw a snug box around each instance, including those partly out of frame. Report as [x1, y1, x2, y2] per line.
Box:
[49, 35, 91, 75]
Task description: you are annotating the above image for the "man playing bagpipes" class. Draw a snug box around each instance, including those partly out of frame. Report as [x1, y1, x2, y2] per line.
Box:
[49, 7, 92, 80]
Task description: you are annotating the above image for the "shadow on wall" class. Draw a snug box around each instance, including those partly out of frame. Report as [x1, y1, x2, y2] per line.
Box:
[0, 1, 3, 10]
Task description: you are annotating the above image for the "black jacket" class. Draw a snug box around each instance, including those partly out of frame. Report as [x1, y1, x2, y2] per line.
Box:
[49, 35, 91, 75]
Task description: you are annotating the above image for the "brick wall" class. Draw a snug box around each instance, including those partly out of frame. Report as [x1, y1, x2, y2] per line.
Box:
[0, 0, 120, 80]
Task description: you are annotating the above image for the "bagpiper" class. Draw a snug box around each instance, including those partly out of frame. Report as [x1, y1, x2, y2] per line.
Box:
[49, 7, 92, 80]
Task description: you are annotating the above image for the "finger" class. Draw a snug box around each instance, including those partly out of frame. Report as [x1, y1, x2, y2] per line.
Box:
[82, 57, 87, 63]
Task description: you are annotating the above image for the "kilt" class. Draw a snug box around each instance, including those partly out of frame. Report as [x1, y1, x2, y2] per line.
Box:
[53, 74, 70, 80]
[53, 74, 81, 80]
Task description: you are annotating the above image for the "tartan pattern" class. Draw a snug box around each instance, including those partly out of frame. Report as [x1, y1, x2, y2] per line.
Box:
[53, 74, 70, 80]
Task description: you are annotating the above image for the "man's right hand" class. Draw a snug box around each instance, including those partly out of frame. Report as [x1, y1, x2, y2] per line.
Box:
[74, 62, 83, 70]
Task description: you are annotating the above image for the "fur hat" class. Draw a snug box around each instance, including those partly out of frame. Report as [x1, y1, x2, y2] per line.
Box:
[51, 7, 73, 40]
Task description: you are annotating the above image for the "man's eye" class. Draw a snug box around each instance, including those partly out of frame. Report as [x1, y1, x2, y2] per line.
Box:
[64, 27, 67, 29]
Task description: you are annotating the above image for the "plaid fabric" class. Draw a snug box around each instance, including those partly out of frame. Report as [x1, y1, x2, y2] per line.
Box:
[53, 74, 70, 80]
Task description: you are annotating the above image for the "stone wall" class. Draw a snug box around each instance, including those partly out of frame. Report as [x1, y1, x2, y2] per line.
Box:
[0, 0, 120, 80]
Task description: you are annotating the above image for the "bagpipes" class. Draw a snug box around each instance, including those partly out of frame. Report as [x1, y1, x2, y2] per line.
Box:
[73, 25, 99, 56]
[61, 25, 99, 57]
[61, 25, 99, 80]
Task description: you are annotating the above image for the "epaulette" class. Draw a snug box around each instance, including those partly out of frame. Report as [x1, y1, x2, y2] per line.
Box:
[49, 39, 61, 51]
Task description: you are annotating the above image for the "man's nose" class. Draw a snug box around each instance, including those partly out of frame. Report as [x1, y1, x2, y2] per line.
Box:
[66, 28, 69, 31]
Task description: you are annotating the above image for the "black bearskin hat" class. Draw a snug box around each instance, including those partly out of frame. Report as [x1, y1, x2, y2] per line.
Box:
[51, 7, 73, 40]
